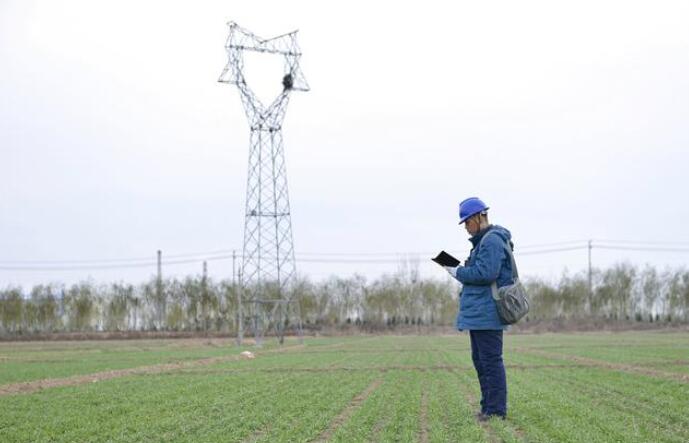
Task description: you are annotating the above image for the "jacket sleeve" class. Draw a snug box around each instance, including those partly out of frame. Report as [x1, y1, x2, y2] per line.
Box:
[456, 234, 504, 285]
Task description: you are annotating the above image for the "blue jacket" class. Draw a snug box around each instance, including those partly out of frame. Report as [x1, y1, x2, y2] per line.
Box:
[455, 225, 514, 331]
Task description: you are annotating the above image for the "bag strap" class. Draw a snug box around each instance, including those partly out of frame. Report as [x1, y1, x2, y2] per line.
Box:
[478, 230, 519, 300]
[503, 242, 519, 281]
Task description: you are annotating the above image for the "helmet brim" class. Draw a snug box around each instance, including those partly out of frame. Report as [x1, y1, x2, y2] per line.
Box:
[458, 207, 489, 224]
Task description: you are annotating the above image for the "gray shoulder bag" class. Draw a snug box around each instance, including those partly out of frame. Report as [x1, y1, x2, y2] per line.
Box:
[480, 232, 530, 325]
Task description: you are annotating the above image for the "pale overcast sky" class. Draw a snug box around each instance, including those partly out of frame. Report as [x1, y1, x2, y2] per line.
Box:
[1, 0, 688, 287]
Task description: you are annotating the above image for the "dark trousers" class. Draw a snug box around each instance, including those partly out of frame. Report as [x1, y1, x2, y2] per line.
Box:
[470, 330, 507, 417]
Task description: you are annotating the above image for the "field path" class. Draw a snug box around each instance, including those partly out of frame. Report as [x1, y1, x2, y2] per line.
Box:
[0, 343, 306, 396]
[515, 347, 689, 383]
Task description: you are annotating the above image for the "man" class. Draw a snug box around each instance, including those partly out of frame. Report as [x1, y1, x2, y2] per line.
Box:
[444, 197, 513, 421]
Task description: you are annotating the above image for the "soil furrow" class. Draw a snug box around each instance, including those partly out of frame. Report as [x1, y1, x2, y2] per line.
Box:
[515, 347, 689, 383]
[419, 384, 429, 443]
[312, 378, 382, 443]
[454, 375, 501, 443]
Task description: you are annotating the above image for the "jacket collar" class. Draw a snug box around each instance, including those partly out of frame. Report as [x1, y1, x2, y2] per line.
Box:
[469, 224, 494, 247]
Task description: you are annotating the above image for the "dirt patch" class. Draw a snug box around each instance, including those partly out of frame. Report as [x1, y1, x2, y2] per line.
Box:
[0, 344, 305, 397]
[313, 378, 382, 443]
[515, 348, 689, 383]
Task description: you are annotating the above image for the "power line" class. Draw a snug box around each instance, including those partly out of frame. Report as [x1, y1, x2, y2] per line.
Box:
[516, 245, 589, 256]
[2, 240, 689, 272]
[595, 245, 689, 253]
[298, 257, 423, 264]
[0, 255, 411, 270]
[0, 257, 154, 265]
[0, 249, 238, 265]
[0, 254, 238, 271]
[297, 240, 591, 255]
[593, 239, 689, 246]
[0, 240, 594, 265]
[517, 240, 589, 249]
[295, 251, 420, 257]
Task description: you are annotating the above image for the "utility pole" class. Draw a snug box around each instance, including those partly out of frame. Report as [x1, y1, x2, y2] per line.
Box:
[157, 250, 162, 284]
[231, 249, 237, 342]
[202, 260, 209, 331]
[156, 249, 163, 329]
[237, 269, 243, 346]
[59, 288, 65, 321]
[232, 250, 236, 286]
[587, 240, 593, 310]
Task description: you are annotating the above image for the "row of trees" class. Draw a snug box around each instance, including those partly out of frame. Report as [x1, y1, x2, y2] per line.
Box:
[1, 263, 688, 335]
[527, 264, 689, 322]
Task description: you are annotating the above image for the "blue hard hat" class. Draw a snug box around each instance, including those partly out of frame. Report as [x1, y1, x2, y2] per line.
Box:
[458, 197, 489, 224]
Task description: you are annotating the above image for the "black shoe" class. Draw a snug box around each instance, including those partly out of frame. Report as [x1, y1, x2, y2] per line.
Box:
[477, 413, 506, 422]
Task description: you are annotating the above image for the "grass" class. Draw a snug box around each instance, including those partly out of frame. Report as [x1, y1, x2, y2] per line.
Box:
[0, 331, 688, 442]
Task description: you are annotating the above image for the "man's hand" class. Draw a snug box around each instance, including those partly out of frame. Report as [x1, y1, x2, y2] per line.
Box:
[444, 265, 460, 279]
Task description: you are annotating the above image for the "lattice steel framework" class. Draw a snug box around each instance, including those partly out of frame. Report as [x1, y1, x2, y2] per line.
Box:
[219, 22, 309, 345]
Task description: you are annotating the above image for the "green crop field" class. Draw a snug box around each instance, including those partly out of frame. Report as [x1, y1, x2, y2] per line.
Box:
[1, 331, 688, 442]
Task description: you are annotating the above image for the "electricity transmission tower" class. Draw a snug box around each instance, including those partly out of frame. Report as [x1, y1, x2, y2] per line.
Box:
[218, 22, 309, 346]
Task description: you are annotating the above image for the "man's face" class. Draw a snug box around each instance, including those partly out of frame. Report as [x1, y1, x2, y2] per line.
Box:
[464, 214, 479, 236]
